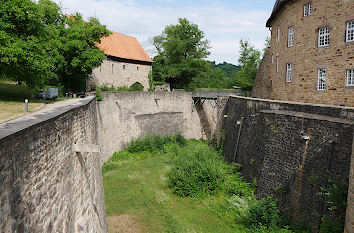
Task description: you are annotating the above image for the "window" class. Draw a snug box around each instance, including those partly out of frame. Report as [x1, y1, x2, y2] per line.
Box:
[304, 4, 308, 17]
[276, 54, 279, 73]
[347, 69, 354, 86]
[272, 54, 274, 63]
[123, 65, 126, 70]
[308, 2, 312, 15]
[100, 66, 102, 73]
[137, 66, 139, 71]
[346, 20, 354, 42]
[112, 64, 114, 74]
[318, 27, 330, 47]
[288, 27, 294, 47]
[277, 25, 280, 42]
[286, 63, 292, 82]
[318, 68, 327, 90]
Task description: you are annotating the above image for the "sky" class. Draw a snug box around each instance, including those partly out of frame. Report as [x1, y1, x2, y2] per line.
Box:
[56, 0, 274, 65]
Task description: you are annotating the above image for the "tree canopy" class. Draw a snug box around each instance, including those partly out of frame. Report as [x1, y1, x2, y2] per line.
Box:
[231, 40, 261, 91]
[152, 18, 211, 88]
[0, 0, 110, 91]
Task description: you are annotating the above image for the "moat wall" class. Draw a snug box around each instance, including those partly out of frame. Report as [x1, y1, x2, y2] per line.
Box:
[0, 92, 353, 233]
[0, 97, 106, 233]
[96, 91, 225, 163]
[222, 96, 354, 231]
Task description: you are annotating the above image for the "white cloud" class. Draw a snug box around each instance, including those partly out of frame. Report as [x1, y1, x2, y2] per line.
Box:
[58, 0, 270, 64]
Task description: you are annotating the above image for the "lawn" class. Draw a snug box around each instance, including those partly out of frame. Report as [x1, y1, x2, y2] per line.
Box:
[102, 136, 309, 233]
[103, 146, 236, 233]
[0, 79, 66, 123]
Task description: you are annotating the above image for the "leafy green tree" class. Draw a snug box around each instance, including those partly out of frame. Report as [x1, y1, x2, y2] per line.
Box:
[232, 40, 261, 91]
[0, 0, 110, 92]
[152, 18, 211, 88]
[190, 68, 228, 89]
[56, 13, 110, 92]
[0, 0, 63, 89]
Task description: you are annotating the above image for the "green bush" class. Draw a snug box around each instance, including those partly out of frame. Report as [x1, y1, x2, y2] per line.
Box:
[249, 197, 281, 228]
[319, 216, 344, 233]
[96, 87, 103, 101]
[127, 134, 186, 154]
[167, 144, 228, 197]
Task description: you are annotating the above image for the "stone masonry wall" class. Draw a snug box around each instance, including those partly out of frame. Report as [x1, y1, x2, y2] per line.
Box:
[96, 91, 225, 163]
[253, 0, 354, 106]
[90, 59, 151, 91]
[223, 96, 354, 231]
[0, 97, 106, 233]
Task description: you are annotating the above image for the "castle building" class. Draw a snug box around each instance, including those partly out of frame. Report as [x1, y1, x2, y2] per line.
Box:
[252, 0, 354, 107]
[90, 31, 153, 91]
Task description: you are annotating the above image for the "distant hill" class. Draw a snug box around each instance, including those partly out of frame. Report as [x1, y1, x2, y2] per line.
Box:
[209, 61, 241, 77]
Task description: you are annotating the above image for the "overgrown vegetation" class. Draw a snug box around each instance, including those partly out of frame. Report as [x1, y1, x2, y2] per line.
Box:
[0, 0, 110, 92]
[103, 135, 310, 232]
[94, 83, 144, 92]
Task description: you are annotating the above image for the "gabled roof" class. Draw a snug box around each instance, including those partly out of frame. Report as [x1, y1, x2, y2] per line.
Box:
[97, 31, 153, 63]
[266, 0, 292, 27]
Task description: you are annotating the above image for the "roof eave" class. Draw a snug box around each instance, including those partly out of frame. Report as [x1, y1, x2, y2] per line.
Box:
[266, 0, 292, 28]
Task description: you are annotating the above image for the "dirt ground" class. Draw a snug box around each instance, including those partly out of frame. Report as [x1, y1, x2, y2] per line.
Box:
[107, 215, 141, 233]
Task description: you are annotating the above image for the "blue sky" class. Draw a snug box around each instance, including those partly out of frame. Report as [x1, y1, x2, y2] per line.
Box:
[59, 0, 274, 64]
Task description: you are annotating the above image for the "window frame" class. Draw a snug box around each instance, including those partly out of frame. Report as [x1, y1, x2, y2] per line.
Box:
[286, 63, 292, 83]
[303, 4, 308, 17]
[317, 68, 327, 91]
[318, 27, 330, 47]
[277, 25, 280, 42]
[346, 20, 354, 43]
[308, 2, 312, 15]
[288, 26, 294, 47]
[347, 69, 354, 87]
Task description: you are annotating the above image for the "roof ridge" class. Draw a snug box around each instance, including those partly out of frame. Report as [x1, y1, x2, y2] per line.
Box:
[110, 31, 137, 40]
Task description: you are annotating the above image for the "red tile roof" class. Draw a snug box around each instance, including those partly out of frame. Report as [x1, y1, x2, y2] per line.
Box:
[97, 31, 153, 63]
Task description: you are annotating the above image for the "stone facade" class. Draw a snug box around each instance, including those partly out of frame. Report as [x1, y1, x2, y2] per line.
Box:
[96, 91, 225, 162]
[90, 59, 151, 91]
[0, 97, 106, 233]
[253, 0, 354, 107]
[222, 96, 354, 231]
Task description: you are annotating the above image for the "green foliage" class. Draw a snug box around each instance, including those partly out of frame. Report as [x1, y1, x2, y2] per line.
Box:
[98, 83, 144, 92]
[318, 177, 348, 232]
[96, 87, 103, 101]
[189, 67, 228, 90]
[129, 82, 144, 91]
[0, 0, 110, 91]
[319, 216, 344, 233]
[231, 39, 261, 91]
[127, 134, 186, 154]
[248, 197, 281, 228]
[152, 18, 211, 88]
[210, 61, 241, 78]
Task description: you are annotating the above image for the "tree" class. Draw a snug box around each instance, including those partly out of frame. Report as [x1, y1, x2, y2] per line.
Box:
[232, 40, 261, 91]
[0, 0, 64, 89]
[56, 14, 110, 92]
[152, 18, 211, 88]
[0, 0, 110, 91]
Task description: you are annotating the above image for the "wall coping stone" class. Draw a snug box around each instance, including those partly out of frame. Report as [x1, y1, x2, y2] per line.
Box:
[0, 96, 95, 141]
[261, 109, 354, 125]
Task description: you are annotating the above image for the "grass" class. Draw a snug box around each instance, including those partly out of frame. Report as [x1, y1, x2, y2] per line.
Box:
[0, 79, 69, 122]
[103, 136, 310, 233]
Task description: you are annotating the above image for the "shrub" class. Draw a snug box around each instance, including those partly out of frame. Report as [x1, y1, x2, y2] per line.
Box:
[167, 144, 229, 197]
[319, 216, 344, 233]
[129, 82, 144, 91]
[96, 87, 103, 101]
[248, 197, 281, 228]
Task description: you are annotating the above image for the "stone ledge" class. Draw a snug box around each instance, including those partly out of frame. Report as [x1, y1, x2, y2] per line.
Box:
[0, 96, 96, 140]
[260, 109, 354, 125]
